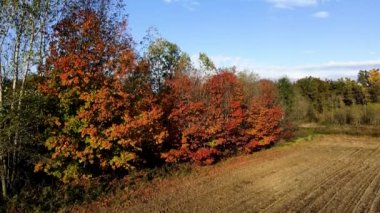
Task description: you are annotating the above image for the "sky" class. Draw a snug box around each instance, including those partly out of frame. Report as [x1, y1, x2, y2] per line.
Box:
[125, 0, 380, 80]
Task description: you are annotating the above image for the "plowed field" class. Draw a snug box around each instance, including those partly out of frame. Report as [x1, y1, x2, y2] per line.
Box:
[72, 135, 380, 212]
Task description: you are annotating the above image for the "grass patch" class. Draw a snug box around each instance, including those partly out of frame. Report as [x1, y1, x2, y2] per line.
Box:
[277, 124, 380, 149]
[307, 125, 380, 137]
[276, 127, 319, 148]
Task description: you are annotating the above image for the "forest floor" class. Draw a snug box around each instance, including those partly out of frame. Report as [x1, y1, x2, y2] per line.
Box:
[68, 135, 380, 213]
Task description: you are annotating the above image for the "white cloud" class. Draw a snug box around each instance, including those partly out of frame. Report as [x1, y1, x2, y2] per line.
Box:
[208, 55, 380, 80]
[163, 0, 200, 11]
[313, 11, 330, 18]
[266, 0, 318, 8]
[266, 0, 335, 9]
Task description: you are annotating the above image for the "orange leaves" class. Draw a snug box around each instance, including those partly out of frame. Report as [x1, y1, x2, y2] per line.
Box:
[37, 8, 287, 184]
[257, 79, 278, 108]
[38, 9, 167, 182]
[162, 71, 282, 164]
[245, 97, 283, 148]
[202, 71, 245, 150]
[34, 162, 44, 173]
[191, 148, 221, 165]
[162, 71, 284, 164]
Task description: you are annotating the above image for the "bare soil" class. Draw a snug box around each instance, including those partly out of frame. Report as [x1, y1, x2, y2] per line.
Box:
[71, 135, 380, 212]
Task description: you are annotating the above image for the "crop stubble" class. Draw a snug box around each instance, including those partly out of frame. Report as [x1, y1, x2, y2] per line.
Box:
[74, 135, 380, 212]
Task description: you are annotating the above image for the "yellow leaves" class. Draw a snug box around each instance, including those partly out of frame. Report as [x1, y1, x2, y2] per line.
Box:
[62, 164, 80, 184]
[86, 137, 99, 149]
[110, 152, 136, 170]
[368, 69, 380, 85]
[207, 140, 218, 148]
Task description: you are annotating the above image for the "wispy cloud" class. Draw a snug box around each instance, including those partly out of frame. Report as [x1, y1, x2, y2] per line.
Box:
[266, 0, 318, 8]
[313, 11, 330, 18]
[163, 0, 200, 11]
[208, 55, 380, 80]
[266, 0, 335, 9]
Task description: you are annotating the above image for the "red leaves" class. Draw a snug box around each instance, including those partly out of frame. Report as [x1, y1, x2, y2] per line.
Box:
[244, 80, 283, 150]
[162, 148, 191, 163]
[202, 72, 245, 150]
[191, 148, 221, 165]
[244, 140, 259, 153]
[38, 9, 286, 183]
[162, 71, 284, 164]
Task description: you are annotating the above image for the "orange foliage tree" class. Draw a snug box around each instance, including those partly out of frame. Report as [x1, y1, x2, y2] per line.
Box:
[160, 74, 205, 163]
[37, 10, 166, 183]
[244, 80, 283, 152]
[202, 72, 245, 153]
[36, 9, 285, 181]
[163, 71, 247, 165]
[162, 72, 284, 164]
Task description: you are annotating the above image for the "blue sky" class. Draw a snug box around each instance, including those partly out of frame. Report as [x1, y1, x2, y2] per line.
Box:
[126, 0, 380, 79]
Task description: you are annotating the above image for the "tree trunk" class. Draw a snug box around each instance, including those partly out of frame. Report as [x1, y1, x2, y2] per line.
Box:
[0, 21, 7, 200]
[0, 157, 6, 198]
[38, 0, 50, 72]
[11, 26, 21, 111]
[11, 20, 37, 184]
[9, 23, 22, 185]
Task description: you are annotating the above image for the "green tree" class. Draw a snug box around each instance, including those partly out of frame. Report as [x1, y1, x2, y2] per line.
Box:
[368, 69, 380, 103]
[357, 69, 380, 103]
[237, 71, 259, 106]
[277, 77, 294, 117]
[199, 52, 216, 73]
[296, 77, 329, 114]
[0, 0, 61, 199]
[147, 39, 190, 92]
[358, 70, 370, 87]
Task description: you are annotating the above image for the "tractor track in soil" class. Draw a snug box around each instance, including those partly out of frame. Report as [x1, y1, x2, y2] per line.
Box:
[70, 135, 380, 213]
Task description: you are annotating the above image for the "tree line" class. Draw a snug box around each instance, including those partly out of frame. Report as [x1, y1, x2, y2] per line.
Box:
[1, 0, 379, 211]
[0, 1, 284, 209]
[283, 69, 380, 126]
[35, 8, 284, 184]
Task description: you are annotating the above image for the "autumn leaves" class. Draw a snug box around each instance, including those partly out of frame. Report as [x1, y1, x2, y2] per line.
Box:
[162, 73, 283, 165]
[37, 10, 284, 183]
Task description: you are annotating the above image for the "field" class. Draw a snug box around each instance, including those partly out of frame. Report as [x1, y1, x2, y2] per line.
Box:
[71, 135, 380, 212]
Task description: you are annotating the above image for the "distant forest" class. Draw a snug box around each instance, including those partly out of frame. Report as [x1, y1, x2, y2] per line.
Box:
[1, 0, 379, 211]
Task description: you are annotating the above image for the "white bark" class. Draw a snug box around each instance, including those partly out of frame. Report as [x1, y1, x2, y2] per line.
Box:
[0, 14, 8, 200]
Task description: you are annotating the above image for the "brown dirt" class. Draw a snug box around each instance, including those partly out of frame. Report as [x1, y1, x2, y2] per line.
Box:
[70, 135, 380, 213]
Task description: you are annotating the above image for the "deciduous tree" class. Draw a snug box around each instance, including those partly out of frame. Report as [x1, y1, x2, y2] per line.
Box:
[37, 9, 166, 183]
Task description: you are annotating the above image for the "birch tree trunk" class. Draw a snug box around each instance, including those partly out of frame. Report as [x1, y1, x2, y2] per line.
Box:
[11, 15, 37, 185]
[0, 57, 6, 198]
[0, 8, 9, 200]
